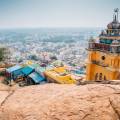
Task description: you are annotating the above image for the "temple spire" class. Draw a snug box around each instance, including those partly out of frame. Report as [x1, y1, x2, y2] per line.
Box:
[113, 8, 119, 22]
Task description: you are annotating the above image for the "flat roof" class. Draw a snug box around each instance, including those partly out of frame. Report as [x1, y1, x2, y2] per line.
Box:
[21, 66, 34, 76]
[6, 65, 22, 73]
[29, 72, 45, 83]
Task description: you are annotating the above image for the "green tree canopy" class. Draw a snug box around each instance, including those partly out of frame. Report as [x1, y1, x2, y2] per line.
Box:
[0, 47, 7, 62]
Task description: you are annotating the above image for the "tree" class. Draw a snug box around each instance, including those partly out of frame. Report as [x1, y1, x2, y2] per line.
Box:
[0, 47, 8, 62]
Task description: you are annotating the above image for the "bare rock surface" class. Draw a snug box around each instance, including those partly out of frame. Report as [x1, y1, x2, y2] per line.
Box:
[0, 83, 120, 120]
[0, 78, 10, 104]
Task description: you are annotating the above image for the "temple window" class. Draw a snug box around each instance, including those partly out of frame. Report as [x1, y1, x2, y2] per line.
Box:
[95, 73, 98, 80]
[104, 76, 107, 80]
[99, 73, 102, 80]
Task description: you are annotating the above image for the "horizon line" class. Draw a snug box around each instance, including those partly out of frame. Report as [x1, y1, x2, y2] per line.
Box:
[0, 26, 104, 30]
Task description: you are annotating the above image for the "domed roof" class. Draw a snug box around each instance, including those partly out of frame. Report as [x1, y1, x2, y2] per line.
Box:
[100, 30, 106, 35]
[107, 21, 120, 29]
[107, 8, 120, 29]
[89, 37, 95, 43]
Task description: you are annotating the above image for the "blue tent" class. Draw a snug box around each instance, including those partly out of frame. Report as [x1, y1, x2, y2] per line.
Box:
[29, 72, 45, 84]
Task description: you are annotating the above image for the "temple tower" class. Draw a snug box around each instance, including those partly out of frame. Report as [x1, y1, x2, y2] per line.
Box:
[86, 8, 120, 80]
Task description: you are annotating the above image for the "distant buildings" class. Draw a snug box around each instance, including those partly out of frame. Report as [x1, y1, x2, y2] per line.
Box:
[0, 28, 100, 67]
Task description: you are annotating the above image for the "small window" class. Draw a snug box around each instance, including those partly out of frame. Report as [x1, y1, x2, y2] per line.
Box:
[101, 56, 105, 60]
[95, 73, 98, 80]
[99, 73, 102, 80]
[104, 76, 107, 80]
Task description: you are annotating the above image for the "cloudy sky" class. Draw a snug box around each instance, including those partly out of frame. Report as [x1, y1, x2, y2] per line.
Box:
[0, 0, 119, 28]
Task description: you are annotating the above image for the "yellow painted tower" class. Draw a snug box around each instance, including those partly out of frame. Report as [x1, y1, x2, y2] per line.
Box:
[86, 8, 120, 80]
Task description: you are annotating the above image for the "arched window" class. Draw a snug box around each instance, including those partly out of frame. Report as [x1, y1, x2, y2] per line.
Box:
[99, 73, 102, 80]
[117, 73, 120, 80]
[104, 76, 107, 80]
[95, 73, 98, 80]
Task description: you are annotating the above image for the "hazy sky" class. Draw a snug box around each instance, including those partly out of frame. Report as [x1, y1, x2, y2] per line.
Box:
[0, 0, 120, 28]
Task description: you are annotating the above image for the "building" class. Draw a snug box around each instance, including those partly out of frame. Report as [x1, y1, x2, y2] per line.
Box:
[86, 8, 120, 80]
[6, 65, 23, 81]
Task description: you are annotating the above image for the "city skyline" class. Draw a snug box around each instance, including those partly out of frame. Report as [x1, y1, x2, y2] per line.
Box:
[0, 0, 120, 28]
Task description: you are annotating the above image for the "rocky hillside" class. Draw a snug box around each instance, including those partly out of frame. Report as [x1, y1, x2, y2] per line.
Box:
[0, 82, 120, 120]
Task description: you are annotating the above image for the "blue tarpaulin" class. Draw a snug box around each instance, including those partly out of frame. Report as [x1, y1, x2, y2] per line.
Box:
[29, 72, 45, 84]
[6, 65, 22, 73]
[21, 66, 34, 76]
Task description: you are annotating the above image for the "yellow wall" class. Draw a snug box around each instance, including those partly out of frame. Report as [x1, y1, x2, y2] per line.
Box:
[86, 51, 120, 80]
